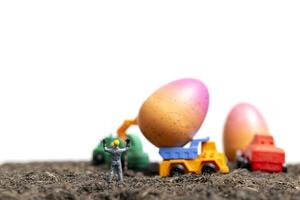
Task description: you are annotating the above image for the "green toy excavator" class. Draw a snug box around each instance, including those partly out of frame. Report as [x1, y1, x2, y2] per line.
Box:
[92, 119, 149, 170]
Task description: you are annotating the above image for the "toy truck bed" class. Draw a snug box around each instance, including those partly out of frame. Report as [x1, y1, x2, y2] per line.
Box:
[159, 137, 209, 160]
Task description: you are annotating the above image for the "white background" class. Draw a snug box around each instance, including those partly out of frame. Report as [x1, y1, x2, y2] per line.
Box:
[0, 1, 299, 163]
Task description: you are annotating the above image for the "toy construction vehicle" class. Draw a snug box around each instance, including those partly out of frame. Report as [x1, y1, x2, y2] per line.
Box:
[159, 137, 229, 176]
[236, 134, 287, 173]
[92, 119, 149, 170]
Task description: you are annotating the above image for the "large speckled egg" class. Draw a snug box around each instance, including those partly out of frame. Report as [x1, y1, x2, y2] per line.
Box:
[223, 103, 270, 161]
[137, 78, 209, 147]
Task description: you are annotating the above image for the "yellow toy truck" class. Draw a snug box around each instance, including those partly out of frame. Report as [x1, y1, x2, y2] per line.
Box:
[159, 137, 229, 176]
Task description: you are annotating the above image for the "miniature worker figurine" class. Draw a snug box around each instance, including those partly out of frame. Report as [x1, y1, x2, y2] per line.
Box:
[103, 138, 130, 183]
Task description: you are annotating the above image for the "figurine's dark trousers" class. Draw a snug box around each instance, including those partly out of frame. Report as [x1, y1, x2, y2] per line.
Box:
[108, 161, 123, 182]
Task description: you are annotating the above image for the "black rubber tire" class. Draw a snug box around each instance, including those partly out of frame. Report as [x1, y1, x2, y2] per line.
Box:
[236, 155, 244, 168]
[236, 155, 250, 170]
[282, 164, 288, 173]
[170, 164, 185, 177]
[92, 153, 104, 165]
[201, 163, 217, 174]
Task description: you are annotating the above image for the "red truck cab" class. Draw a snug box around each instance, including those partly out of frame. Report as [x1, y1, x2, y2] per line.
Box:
[236, 134, 286, 173]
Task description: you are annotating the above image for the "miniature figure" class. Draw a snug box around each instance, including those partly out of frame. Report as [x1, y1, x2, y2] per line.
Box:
[103, 138, 130, 182]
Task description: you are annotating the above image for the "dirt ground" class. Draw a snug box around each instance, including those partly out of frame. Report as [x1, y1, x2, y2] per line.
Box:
[0, 162, 300, 200]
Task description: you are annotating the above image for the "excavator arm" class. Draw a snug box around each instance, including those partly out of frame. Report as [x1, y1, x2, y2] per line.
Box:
[117, 118, 138, 142]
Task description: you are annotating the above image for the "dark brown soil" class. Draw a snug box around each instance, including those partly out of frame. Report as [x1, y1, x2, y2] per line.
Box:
[0, 162, 300, 200]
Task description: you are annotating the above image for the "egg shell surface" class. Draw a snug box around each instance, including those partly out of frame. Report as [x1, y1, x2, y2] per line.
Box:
[138, 78, 209, 147]
[223, 103, 270, 161]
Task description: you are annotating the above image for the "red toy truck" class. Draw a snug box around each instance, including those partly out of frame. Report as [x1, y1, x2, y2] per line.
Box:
[236, 134, 287, 173]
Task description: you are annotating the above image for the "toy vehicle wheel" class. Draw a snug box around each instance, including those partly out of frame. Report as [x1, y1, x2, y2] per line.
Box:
[282, 164, 288, 173]
[92, 152, 104, 165]
[201, 163, 217, 174]
[236, 155, 250, 170]
[170, 164, 185, 176]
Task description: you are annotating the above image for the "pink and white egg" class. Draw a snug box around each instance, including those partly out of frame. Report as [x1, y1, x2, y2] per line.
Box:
[223, 103, 270, 161]
[138, 78, 209, 147]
